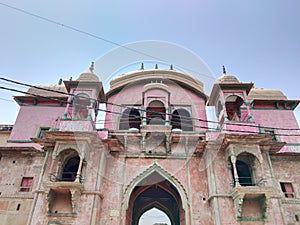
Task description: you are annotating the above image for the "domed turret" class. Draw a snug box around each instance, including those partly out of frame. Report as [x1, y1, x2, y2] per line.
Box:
[215, 65, 239, 83]
[216, 74, 239, 83]
[76, 62, 100, 82]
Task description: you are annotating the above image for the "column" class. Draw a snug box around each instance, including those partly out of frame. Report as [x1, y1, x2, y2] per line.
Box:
[230, 155, 240, 187]
[75, 156, 84, 183]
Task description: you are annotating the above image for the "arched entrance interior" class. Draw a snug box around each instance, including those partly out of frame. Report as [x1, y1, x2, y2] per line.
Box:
[126, 171, 184, 225]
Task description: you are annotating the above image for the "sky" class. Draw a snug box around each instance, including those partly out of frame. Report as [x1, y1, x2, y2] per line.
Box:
[0, 1, 299, 223]
[0, 1, 300, 124]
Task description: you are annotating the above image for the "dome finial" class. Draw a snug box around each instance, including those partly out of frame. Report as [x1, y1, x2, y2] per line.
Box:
[155, 64, 158, 69]
[222, 65, 227, 74]
[89, 62, 95, 73]
[140, 63, 144, 70]
[170, 64, 173, 70]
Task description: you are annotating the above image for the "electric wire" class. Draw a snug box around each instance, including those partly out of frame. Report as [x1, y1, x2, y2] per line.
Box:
[1, 76, 300, 133]
[1, 84, 300, 137]
[0, 2, 213, 79]
[1, 76, 300, 135]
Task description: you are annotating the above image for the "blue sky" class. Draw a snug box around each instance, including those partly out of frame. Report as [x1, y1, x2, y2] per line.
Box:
[0, 1, 299, 223]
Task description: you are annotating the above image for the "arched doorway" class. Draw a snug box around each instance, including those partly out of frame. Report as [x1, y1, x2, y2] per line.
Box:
[126, 171, 185, 225]
[146, 100, 166, 125]
[171, 108, 193, 131]
[120, 108, 141, 130]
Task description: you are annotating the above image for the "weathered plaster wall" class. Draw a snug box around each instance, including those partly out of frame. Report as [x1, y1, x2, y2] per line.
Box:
[0, 153, 43, 225]
[99, 154, 214, 225]
[0, 132, 10, 146]
[271, 156, 300, 225]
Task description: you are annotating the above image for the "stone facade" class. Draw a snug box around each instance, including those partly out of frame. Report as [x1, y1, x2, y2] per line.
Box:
[0, 65, 300, 225]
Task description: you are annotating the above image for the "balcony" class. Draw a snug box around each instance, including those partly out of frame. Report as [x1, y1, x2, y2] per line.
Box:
[44, 173, 84, 215]
[231, 180, 273, 220]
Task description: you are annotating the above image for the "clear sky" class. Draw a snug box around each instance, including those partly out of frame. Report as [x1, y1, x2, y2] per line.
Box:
[0, 1, 299, 223]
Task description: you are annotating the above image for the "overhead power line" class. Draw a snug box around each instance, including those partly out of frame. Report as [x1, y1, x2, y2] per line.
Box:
[0, 2, 213, 79]
[1, 76, 300, 133]
[1, 77, 300, 138]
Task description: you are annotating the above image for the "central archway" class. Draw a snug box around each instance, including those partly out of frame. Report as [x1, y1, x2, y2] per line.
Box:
[125, 167, 187, 225]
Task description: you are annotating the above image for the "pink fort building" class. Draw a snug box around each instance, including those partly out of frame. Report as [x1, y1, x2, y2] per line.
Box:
[0, 63, 300, 225]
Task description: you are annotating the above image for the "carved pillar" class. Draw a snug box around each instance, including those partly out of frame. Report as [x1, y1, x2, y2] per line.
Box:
[75, 156, 84, 183]
[165, 134, 170, 153]
[45, 190, 54, 213]
[230, 155, 240, 186]
[233, 193, 245, 218]
[165, 106, 169, 125]
[70, 189, 81, 214]
[141, 133, 146, 152]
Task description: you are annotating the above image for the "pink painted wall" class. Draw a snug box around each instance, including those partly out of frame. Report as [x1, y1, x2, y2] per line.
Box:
[105, 83, 207, 131]
[250, 109, 300, 144]
[7, 106, 65, 147]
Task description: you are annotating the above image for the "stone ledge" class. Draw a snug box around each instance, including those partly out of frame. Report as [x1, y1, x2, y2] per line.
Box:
[0, 193, 34, 199]
[281, 198, 300, 204]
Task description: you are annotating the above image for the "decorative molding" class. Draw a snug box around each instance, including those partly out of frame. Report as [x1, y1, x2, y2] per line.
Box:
[53, 141, 89, 160]
[281, 198, 300, 204]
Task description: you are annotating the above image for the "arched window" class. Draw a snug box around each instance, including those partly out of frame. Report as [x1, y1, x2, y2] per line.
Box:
[146, 100, 165, 125]
[119, 108, 141, 130]
[225, 95, 244, 121]
[171, 108, 193, 131]
[73, 93, 90, 119]
[60, 156, 80, 182]
[231, 153, 256, 186]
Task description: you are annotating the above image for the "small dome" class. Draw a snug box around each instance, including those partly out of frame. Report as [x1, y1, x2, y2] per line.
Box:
[76, 62, 100, 82]
[216, 74, 239, 83]
[77, 72, 99, 82]
[248, 88, 287, 101]
[26, 85, 67, 97]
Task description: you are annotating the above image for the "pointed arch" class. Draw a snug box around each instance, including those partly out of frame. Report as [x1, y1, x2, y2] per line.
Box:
[123, 163, 190, 225]
[123, 163, 189, 209]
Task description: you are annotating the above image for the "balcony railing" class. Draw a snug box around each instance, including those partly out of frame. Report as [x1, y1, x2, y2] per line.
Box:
[49, 172, 83, 183]
[231, 177, 265, 187]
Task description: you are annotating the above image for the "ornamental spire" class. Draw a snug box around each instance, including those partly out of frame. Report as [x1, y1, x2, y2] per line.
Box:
[222, 65, 227, 74]
[89, 62, 95, 73]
